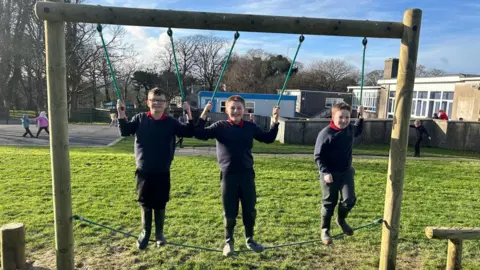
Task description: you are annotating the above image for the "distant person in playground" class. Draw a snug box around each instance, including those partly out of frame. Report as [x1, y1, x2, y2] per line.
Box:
[314, 103, 364, 245]
[20, 114, 34, 138]
[34, 111, 49, 138]
[175, 116, 185, 148]
[438, 109, 449, 120]
[109, 112, 118, 127]
[249, 113, 255, 123]
[194, 96, 280, 256]
[410, 119, 431, 157]
[117, 87, 194, 250]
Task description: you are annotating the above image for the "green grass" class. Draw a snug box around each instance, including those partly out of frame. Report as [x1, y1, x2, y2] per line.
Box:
[1, 144, 480, 269]
[109, 137, 480, 159]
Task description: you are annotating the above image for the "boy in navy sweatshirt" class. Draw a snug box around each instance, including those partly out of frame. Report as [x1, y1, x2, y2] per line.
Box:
[118, 88, 194, 250]
[410, 120, 431, 157]
[194, 95, 280, 256]
[314, 102, 364, 245]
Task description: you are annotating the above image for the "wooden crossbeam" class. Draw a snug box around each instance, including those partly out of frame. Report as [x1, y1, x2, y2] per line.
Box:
[425, 227, 480, 240]
[35, 2, 404, 39]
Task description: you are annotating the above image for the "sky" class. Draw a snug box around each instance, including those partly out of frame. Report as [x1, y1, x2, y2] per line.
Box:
[94, 0, 480, 74]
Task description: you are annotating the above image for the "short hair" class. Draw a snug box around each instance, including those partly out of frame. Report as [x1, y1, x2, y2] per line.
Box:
[226, 95, 245, 107]
[332, 102, 352, 114]
[414, 119, 421, 125]
[148, 87, 167, 98]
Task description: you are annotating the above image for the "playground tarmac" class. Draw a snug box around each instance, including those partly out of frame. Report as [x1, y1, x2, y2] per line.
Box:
[0, 124, 121, 147]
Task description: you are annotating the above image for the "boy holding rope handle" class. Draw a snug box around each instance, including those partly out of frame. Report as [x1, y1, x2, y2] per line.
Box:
[314, 103, 364, 245]
[194, 96, 280, 256]
[117, 88, 194, 250]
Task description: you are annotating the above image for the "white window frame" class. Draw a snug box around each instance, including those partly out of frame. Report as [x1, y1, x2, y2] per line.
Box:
[388, 90, 454, 118]
[325, 97, 344, 108]
[353, 90, 377, 112]
[245, 101, 255, 114]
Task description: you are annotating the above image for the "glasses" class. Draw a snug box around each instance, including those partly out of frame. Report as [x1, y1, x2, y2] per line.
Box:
[148, 99, 166, 103]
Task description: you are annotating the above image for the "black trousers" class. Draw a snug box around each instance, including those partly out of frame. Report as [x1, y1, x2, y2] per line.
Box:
[23, 128, 34, 137]
[414, 138, 422, 157]
[135, 170, 170, 210]
[320, 167, 356, 221]
[36, 127, 49, 137]
[220, 169, 256, 242]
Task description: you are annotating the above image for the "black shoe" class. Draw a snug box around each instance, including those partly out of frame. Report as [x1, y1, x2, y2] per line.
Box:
[336, 217, 354, 236]
[321, 228, 332, 245]
[223, 241, 234, 257]
[137, 207, 152, 250]
[246, 238, 264, 253]
[154, 209, 167, 247]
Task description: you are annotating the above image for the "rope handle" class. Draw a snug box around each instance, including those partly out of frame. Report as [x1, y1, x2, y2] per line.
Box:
[97, 24, 124, 111]
[359, 37, 368, 108]
[276, 34, 305, 106]
[210, 31, 240, 103]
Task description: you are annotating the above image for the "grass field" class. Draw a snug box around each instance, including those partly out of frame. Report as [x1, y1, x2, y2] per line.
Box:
[1, 140, 479, 269]
[110, 137, 480, 159]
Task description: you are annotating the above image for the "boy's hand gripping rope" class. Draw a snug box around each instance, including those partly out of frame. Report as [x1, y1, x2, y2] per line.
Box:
[97, 24, 123, 110]
[277, 34, 305, 106]
[210, 31, 240, 103]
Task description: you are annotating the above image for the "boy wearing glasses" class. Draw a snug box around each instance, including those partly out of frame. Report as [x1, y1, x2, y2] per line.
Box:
[117, 88, 194, 250]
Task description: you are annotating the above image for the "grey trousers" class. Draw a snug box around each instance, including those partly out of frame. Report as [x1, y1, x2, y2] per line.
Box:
[320, 167, 356, 219]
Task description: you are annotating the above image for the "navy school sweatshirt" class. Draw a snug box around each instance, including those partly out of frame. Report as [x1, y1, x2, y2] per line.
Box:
[314, 119, 364, 174]
[118, 112, 194, 173]
[194, 118, 279, 172]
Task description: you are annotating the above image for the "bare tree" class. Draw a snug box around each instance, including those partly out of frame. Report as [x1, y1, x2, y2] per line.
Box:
[194, 35, 228, 91]
[365, 70, 384, 86]
[311, 59, 357, 91]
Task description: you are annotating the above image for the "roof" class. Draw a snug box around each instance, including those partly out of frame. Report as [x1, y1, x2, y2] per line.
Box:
[198, 91, 297, 101]
[280, 89, 352, 94]
[378, 75, 480, 84]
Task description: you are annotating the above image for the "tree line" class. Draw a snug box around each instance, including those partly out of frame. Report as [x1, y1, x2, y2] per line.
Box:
[0, 0, 447, 111]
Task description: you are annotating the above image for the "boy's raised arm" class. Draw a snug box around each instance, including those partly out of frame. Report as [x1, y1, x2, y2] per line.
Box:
[117, 99, 139, 136]
[175, 102, 194, 138]
[353, 106, 364, 137]
[254, 106, 280, 144]
[194, 102, 218, 140]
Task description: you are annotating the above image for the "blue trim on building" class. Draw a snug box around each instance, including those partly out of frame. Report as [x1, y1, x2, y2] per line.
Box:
[198, 91, 297, 101]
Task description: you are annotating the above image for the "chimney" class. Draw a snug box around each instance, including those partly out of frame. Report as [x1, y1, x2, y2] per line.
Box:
[384, 58, 399, 79]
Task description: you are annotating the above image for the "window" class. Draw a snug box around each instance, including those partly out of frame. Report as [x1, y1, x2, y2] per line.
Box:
[430, 91, 441, 99]
[352, 90, 378, 112]
[220, 100, 226, 113]
[245, 102, 255, 114]
[326, 98, 344, 108]
[220, 100, 255, 113]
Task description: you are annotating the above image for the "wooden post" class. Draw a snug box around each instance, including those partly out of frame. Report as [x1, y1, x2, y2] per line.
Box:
[447, 239, 462, 270]
[44, 0, 75, 269]
[379, 9, 422, 270]
[35, 2, 404, 39]
[0, 223, 26, 270]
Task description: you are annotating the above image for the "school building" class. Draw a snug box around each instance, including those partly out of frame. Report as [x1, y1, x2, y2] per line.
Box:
[348, 58, 480, 121]
[197, 91, 297, 118]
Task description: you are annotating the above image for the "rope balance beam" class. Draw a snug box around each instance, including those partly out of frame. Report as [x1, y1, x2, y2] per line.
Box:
[72, 215, 383, 255]
[35, 2, 404, 39]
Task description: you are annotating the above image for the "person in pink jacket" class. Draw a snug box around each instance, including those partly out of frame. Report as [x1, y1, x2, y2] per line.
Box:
[34, 111, 50, 138]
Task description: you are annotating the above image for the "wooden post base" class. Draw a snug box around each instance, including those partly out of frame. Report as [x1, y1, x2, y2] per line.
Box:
[1, 223, 26, 270]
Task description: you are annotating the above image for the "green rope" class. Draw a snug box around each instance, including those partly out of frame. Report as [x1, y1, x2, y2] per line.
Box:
[72, 215, 382, 254]
[277, 34, 305, 106]
[96, 24, 122, 102]
[235, 218, 383, 253]
[359, 37, 368, 105]
[211, 31, 240, 102]
[167, 28, 186, 103]
[72, 215, 222, 253]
